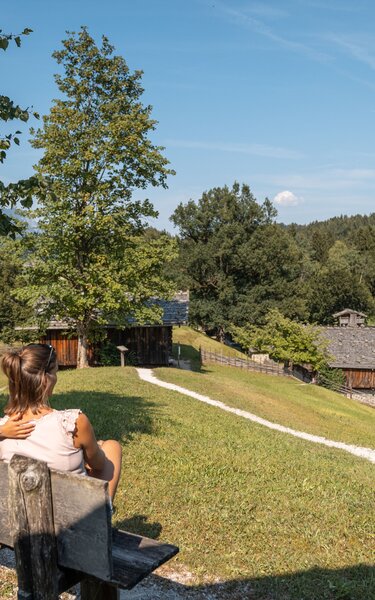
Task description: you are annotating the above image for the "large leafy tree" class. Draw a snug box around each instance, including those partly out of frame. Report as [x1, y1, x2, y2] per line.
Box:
[231, 309, 328, 370]
[0, 28, 39, 236]
[20, 28, 176, 367]
[230, 223, 309, 325]
[0, 233, 34, 341]
[350, 224, 375, 299]
[307, 241, 374, 324]
[171, 183, 307, 338]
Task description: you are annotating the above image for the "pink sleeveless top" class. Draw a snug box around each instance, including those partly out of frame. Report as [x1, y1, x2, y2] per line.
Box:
[0, 409, 86, 475]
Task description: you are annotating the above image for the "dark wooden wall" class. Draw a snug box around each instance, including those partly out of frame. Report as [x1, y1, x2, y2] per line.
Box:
[42, 326, 172, 367]
[344, 368, 375, 389]
[106, 326, 172, 366]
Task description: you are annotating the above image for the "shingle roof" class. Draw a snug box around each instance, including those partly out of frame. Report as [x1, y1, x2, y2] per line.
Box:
[154, 291, 189, 325]
[17, 291, 189, 330]
[321, 327, 375, 369]
[332, 309, 367, 318]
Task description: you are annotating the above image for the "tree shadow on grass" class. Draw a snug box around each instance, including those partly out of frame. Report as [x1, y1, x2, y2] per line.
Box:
[133, 564, 375, 600]
[171, 343, 215, 374]
[49, 391, 159, 443]
[0, 391, 166, 548]
[116, 514, 163, 539]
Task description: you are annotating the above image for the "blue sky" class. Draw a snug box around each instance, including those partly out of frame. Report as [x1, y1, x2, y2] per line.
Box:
[2, 0, 375, 231]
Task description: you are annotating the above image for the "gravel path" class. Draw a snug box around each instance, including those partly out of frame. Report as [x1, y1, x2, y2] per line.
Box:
[137, 368, 375, 464]
[0, 550, 239, 599]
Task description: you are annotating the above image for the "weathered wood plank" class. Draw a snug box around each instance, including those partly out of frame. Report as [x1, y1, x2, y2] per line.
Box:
[111, 529, 179, 589]
[9, 454, 59, 600]
[50, 469, 113, 581]
[1, 462, 113, 581]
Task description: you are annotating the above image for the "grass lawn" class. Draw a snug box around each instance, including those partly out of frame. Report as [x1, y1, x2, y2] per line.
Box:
[156, 365, 375, 450]
[164, 327, 375, 449]
[172, 326, 248, 368]
[1, 365, 373, 599]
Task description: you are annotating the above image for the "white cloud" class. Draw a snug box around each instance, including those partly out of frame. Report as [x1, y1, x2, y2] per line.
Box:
[273, 190, 301, 206]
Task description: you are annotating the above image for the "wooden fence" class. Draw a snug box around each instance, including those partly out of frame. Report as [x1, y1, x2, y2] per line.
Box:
[200, 347, 288, 376]
[316, 373, 353, 398]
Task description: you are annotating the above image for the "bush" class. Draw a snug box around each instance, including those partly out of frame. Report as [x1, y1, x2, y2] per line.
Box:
[317, 364, 346, 391]
[97, 341, 120, 366]
[97, 341, 139, 367]
[124, 350, 139, 366]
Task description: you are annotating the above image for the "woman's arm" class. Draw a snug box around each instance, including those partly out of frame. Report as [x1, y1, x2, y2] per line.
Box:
[73, 413, 106, 471]
[0, 414, 35, 439]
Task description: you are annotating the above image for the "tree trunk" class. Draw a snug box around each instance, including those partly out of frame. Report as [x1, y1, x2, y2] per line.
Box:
[77, 329, 90, 369]
[217, 327, 225, 344]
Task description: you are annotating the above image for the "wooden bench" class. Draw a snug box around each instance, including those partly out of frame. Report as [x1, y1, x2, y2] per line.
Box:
[0, 454, 179, 599]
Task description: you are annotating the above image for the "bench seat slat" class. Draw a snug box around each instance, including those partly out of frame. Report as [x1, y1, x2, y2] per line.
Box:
[111, 530, 179, 589]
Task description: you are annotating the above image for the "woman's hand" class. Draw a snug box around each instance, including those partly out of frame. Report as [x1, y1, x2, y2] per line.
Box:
[0, 414, 35, 439]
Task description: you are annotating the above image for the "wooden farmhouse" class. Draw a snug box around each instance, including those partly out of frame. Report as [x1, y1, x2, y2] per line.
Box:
[320, 309, 375, 389]
[19, 292, 189, 368]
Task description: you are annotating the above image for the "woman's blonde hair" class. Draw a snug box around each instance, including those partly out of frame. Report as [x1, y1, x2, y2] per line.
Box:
[1, 344, 57, 416]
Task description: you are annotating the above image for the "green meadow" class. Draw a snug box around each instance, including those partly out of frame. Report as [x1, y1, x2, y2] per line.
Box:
[1, 358, 373, 599]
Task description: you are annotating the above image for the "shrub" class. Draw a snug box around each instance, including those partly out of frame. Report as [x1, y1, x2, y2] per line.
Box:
[97, 341, 120, 366]
[317, 364, 346, 391]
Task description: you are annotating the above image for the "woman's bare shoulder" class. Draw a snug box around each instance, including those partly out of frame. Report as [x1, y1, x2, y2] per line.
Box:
[75, 412, 93, 431]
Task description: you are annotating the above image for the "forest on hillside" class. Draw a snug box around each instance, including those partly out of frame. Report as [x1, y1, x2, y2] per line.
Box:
[167, 183, 375, 339]
[1, 182, 375, 344]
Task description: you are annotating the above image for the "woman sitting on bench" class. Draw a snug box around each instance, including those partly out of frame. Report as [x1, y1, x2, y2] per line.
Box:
[0, 343, 122, 501]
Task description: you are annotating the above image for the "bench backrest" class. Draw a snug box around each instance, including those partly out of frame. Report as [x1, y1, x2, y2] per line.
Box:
[0, 458, 113, 580]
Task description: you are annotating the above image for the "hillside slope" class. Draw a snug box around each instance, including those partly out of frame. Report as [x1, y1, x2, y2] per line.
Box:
[158, 327, 375, 448]
[0, 366, 374, 599]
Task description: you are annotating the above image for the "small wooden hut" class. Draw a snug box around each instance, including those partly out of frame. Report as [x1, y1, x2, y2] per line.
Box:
[19, 292, 189, 368]
[320, 309, 375, 389]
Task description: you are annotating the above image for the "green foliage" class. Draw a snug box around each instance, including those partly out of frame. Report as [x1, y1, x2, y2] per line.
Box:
[171, 183, 308, 336]
[317, 364, 346, 391]
[0, 28, 32, 51]
[0, 28, 39, 236]
[172, 199, 375, 331]
[350, 224, 375, 298]
[309, 228, 335, 264]
[287, 213, 375, 324]
[97, 341, 120, 366]
[18, 27, 177, 366]
[0, 235, 34, 340]
[231, 309, 328, 369]
[307, 241, 374, 324]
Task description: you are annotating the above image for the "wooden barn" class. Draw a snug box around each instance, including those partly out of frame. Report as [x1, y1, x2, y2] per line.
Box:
[320, 309, 375, 389]
[21, 292, 189, 368]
